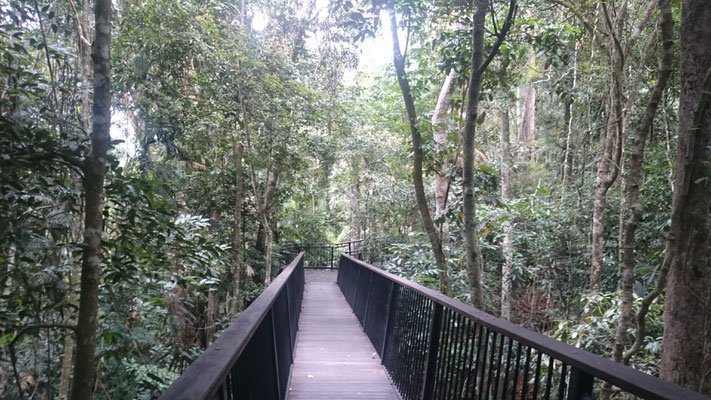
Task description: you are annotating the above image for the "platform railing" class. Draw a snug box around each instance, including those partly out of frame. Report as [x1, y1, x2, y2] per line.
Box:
[337, 254, 708, 400]
[159, 253, 305, 400]
[282, 240, 363, 269]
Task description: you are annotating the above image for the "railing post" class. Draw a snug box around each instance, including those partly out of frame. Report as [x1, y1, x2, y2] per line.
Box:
[567, 367, 594, 400]
[330, 245, 335, 270]
[284, 286, 294, 363]
[422, 303, 443, 400]
[362, 271, 374, 330]
[269, 308, 282, 400]
[380, 281, 398, 359]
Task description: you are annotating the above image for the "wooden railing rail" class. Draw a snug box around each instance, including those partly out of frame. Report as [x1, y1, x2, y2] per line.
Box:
[159, 253, 305, 400]
[337, 254, 708, 400]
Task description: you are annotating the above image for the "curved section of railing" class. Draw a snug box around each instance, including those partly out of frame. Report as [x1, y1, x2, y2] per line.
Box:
[337, 254, 708, 400]
[159, 252, 305, 400]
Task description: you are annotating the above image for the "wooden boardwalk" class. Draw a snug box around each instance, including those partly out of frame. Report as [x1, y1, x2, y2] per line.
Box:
[287, 269, 400, 400]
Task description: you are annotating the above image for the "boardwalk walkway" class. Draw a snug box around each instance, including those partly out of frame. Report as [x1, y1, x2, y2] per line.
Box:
[287, 270, 400, 400]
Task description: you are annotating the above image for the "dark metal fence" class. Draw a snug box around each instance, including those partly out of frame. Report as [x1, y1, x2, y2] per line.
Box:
[282, 240, 363, 269]
[159, 253, 305, 400]
[337, 254, 708, 400]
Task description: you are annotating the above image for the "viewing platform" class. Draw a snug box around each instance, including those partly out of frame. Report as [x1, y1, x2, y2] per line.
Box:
[158, 245, 709, 400]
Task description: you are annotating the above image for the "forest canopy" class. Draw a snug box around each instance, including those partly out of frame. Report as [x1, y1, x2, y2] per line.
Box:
[1, 0, 710, 398]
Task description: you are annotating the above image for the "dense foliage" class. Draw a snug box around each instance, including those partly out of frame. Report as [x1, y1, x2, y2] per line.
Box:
[1, 0, 710, 398]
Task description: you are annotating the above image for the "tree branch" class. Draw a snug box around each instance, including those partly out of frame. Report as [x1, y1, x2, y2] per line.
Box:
[478, 0, 517, 76]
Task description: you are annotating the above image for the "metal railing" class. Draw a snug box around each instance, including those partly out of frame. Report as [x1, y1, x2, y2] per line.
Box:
[282, 240, 363, 269]
[337, 254, 708, 400]
[159, 253, 305, 400]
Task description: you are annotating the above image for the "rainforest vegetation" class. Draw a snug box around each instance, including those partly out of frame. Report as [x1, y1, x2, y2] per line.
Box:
[0, 0, 710, 398]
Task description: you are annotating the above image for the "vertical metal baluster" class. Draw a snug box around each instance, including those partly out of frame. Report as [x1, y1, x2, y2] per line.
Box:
[501, 337, 514, 400]
[466, 324, 484, 400]
[433, 308, 450, 399]
[521, 346, 533, 399]
[398, 291, 416, 396]
[477, 328, 490, 400]
[402, 292, 420, 399]
[422, 302, 444, 400]
[443, 313, 464, 399]
[460, 322, 477, 400]
[413, 297, 431, 398]
[531, 351, 543, 399]
[381, 281, 397, 360]
[452, 318, 472, 399]
[511, 342, 523, 400]
[269, 309, 282, 400]
[363, 271, 373, 330]
[567, 367, 594, 400]
[492, 333, 506, 399]
[483, 331, 498, 400]
[405, 292, 423, 398]
[557, 363, 568, 400]
[544, 358, 555, 400]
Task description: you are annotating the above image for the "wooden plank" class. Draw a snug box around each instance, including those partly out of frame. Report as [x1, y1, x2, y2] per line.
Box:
[287, 270, 400, 400]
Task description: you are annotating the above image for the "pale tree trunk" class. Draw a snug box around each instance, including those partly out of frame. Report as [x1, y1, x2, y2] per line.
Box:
[611, 0, 673, 370]
[348, 157, 361, 242]
[71, 0, 112, 397]
[388, 7, 451, 296]
[500, 108, 514, 320]
[230, 133, 244, 314]
[562, 42, 578, 191]
[590, 39, 625, 292]
[517, 85, 536, 161]
[433, 69, 458, 247]
[659, 0, 711, 394]
[255, 167, 278, 253]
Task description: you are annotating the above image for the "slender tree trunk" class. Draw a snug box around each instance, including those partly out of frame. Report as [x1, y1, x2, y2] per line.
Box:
[433, 69, 458, 246]
[500, 108, 514, 320]
[517, 85, 536, 161]
[388, 7, 451, 296]
[60, 5, 93, 395]
[255, 167, 278, 253]
[562, 42, 578, 191]
[590, 49, 624, 292]
[461, 0, 489, 309]
[71, 0, 112, 397]
[659, 0, 711, 394]
[231, 133, 244, 314]
[349, 157, 361, 242]
[611, 0, 673, 369]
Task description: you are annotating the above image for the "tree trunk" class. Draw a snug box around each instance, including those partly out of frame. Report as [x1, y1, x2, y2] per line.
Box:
[348, 157, 361, 242]
[71, 0, 112, 397]
[562, 42, 578, 191]
[517, 85, 536, 161]
[231, 133, 244, 314]
[461, 0, 489, 309]
[590, 46, 624, 292]
[660, 0, 711, 394]
[500, 108, 514, 320]
[61, 5, 93, 395]
[612, 0, 673, 369]
[388, 8, 452, 296]
[255, 167, 278, 253]
[433, 69, 458, 246]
